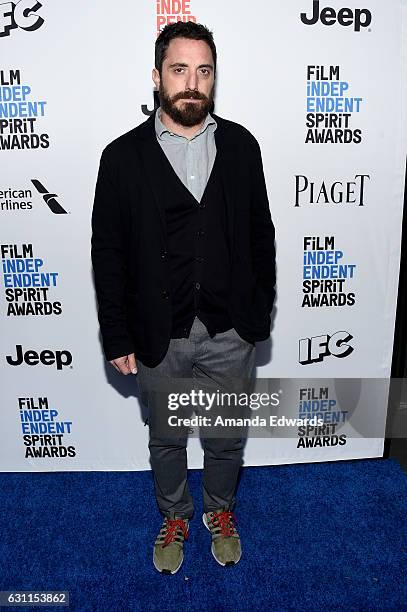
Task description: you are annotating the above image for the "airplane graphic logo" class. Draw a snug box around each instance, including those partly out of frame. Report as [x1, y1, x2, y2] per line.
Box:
[31, 180, 68, 214]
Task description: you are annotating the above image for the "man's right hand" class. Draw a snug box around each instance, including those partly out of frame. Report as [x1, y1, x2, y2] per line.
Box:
[109, 353, 137, 375]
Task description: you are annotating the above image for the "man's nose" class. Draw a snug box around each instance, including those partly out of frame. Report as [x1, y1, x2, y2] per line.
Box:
[185, 71, 198, 91]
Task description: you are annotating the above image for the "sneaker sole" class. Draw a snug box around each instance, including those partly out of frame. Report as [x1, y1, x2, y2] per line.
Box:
[202, 513, 241, 566]
[152, 549, 184, 575]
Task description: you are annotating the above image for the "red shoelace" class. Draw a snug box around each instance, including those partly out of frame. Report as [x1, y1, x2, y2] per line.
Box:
[162, 518, 189, 547]
[210, 510, 238, 537]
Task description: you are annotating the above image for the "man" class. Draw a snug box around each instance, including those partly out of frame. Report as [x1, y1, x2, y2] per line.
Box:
[91, 21, 276, 574]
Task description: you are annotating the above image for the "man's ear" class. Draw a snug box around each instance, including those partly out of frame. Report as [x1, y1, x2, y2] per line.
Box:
[152, 67, 160, 91]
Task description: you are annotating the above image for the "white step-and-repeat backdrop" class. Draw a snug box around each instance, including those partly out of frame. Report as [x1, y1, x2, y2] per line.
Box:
[1, 0, 406, 471]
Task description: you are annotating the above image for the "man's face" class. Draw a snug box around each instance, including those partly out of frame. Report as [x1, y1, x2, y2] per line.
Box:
[152, 37, 215, 127]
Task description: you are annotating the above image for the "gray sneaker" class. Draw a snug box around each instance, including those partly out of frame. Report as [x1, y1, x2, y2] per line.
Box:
[153, 516, 189, 575]
[202, 509, 241, 566]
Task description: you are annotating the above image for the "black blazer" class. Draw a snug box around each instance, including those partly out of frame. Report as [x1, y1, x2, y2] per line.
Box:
[91, 110, 276, 367]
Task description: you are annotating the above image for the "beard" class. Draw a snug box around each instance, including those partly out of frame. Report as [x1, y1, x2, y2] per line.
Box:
[158, 81, 214, 127]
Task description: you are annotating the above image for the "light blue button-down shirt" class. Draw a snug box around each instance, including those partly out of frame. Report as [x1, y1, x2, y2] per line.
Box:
[155, 106, 217, 203]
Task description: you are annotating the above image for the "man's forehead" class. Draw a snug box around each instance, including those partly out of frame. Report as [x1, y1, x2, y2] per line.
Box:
[164, 37, 213, 63]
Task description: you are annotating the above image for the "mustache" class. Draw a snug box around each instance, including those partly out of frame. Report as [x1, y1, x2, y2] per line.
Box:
[172, 90, 208, 102]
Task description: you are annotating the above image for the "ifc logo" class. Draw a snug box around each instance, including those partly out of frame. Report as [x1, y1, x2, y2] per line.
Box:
[0, 0, 44, 37]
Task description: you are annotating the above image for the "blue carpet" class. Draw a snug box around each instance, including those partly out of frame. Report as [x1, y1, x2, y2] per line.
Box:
[0, 459, 406, 611]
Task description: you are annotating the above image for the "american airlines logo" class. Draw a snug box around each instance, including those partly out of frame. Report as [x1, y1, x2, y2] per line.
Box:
[31, 180, 68, 214]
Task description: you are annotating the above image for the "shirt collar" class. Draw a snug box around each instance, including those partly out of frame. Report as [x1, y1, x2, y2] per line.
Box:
[155, 106, 217, 141]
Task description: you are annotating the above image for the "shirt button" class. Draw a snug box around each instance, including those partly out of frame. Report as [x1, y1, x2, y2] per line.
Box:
[190, 175, 195, 180]
[195, 282, 201, 290]
[161, 290, 169, 299]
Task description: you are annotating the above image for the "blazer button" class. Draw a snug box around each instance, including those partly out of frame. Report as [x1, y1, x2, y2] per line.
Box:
[160, 249, 167, 259]
[161, 290, 169, 299]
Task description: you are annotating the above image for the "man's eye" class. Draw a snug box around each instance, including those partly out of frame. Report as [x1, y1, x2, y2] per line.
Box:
[174, 67, 184, 73]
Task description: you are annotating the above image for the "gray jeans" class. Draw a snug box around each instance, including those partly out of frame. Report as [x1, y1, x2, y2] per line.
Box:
[136, 316, 256, 519]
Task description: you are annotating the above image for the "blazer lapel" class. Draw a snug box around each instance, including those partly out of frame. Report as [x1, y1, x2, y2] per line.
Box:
[135, 111, 168, 238]
[213, 114, 236, 254]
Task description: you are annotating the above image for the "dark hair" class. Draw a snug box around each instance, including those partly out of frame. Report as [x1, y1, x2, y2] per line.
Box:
[155, 21, 217, 76]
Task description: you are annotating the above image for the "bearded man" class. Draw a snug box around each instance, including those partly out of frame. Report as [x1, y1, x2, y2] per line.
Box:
[91, 21, 276, 574]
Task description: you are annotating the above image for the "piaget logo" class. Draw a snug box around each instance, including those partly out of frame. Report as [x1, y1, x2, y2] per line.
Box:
[294, 174, 370, 207]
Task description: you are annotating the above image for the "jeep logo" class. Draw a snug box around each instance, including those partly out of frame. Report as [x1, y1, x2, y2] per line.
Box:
[6, 345, 72, 370]
[300, 1, 372, 32]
